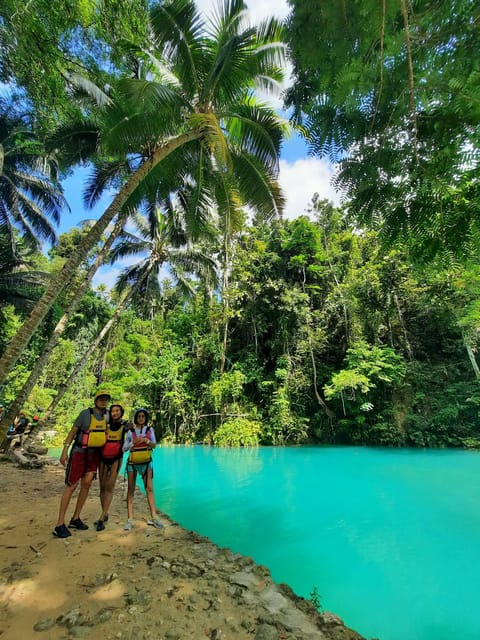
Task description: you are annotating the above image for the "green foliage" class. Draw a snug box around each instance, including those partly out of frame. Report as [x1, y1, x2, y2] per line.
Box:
[210, 370, 247, 413]
[1, 145, 479, 451]
[309, 586, 323, 613]
[286, 0, 480, 257]
[212, 417, 261, 448]
[0, 0, 149, 132]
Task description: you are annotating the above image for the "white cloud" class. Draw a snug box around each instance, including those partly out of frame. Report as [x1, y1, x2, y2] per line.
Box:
[279, 157, 341, 220]
[195, 0, 289, 22]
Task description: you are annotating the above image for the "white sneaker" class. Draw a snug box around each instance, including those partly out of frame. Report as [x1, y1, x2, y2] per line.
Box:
[123, 520, 133, 531]
[147, 518, 164, 529]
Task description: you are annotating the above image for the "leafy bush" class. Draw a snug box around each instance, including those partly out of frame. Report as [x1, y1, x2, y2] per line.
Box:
[213, 417, 261, 447]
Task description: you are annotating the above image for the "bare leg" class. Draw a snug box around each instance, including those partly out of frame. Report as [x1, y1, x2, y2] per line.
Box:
[98, 460, 107, 517]
[126, 470, 136, 520]
[56, 482, 79, 526]
[71, 471, 95, 520]
[142, 468, 158, 519]
[100, 459, 120, 520]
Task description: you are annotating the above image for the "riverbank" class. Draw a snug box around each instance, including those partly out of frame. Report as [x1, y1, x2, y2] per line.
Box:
[0, 461, 366, 640]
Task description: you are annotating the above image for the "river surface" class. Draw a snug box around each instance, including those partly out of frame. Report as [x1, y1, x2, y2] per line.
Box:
[147, 445, 480, 640]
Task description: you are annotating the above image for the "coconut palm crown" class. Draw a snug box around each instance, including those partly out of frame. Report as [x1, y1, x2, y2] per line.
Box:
[109, 204, 218, 319]
[0, 0, 288, 388]
[0, 104, 66, 247]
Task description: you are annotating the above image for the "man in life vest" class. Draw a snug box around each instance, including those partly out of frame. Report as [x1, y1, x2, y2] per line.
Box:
[53, 390, 111, 538]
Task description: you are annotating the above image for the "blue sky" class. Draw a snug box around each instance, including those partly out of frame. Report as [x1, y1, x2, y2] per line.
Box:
[55, 0, 340, 288]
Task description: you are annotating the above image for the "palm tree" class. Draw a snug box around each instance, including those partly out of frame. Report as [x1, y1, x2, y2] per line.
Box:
[0, 103, 66, 247]
[0, 215, 127, 437]
[45, 205, 217, 414]
[0, 0, 284, 412]
[0, 226, 47, 312]
[0, 0, 287, 396]
[111, 205, 217, 318]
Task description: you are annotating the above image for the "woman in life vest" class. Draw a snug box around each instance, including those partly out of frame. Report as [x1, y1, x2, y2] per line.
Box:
[94, 403, 128, 532]
[122, 408, 164, 530]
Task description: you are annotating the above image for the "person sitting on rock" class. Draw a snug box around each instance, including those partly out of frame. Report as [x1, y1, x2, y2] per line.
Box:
[53, 390, 111, 539]
[12, 412, 29, 434]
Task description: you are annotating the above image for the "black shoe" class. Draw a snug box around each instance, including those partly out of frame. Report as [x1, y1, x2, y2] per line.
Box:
[69, 518, 88, 530]
[95, 520, 105, 532]
[53, 524, 72, 538]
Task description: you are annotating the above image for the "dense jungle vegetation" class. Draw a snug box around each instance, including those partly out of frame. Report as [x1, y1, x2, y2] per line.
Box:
[0, 0, 479, 448]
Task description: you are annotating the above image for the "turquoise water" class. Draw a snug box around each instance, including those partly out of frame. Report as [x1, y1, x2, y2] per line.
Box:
[149, 446, 480, 640]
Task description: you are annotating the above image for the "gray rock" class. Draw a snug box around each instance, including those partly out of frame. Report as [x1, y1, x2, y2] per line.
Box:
[33, 617, 56, 632]
[69, 626, 91, 638]
[230, 571, 260, 590]
[125, 589, 151, 606]
[321, 611, 344, 626]
[57, 608, 84, 628]
[260, 586, 289, 614]
[255, 622, 279, 640]
[93, 608, 113, 625]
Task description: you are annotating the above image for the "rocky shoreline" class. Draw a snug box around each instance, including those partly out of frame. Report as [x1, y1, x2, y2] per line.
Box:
[0, 461, 367, 640]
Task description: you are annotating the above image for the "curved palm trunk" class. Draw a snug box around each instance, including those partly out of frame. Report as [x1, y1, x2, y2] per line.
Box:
[463, 331, 480, 380]
[219, 241, 230, 376]
[0, 129, 202, 388]
[0, 215, 126, 440]
[45, 291, 134, 418]
[45, 268, 151, 418]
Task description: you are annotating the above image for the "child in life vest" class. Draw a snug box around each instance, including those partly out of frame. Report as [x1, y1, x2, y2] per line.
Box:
[122, 408, 163, 530]
[94, 403, 128, 532]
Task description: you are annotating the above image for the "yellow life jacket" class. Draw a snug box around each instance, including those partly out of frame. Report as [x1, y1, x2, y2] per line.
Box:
[128, 427, 153, 465]
[106, 424, 123, 441]
[79, 409, 107, 448]
[101, 422, 125, 458]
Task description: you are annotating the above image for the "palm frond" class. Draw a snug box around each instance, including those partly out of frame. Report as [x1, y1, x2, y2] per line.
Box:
[230, 151, 285, 220]
[66, 73, 113, 108]
[108, 236, 151, 265]
[212, 171, 244, 236]
[83, 160, 131, 210]
[10, 170, 66, 222]
[47, 120, 101, 166]
[149, 0, 205, 98]
[178, 146, 215, 239]
[224, 99, 287, 172]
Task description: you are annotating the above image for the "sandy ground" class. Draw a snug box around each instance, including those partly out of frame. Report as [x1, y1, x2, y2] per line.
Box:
[0, 460, 365, 640]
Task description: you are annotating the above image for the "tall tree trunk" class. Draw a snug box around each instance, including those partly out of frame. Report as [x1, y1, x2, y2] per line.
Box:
[44, 268, 151, 419]
[301, 278, 335, 419]
[400, 0, 418, 161]
[0, 214, 126, 438]
[323, 234, 349, 342]
[219, 234, 231, 376]
[393, 290, 413, 360]
[44, 291, 135, 418]
[0, 129, 202, 389]
[463, 332, 480, 380]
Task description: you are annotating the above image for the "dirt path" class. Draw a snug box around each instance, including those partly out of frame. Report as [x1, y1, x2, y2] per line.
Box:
[0, 461, 366, 640]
